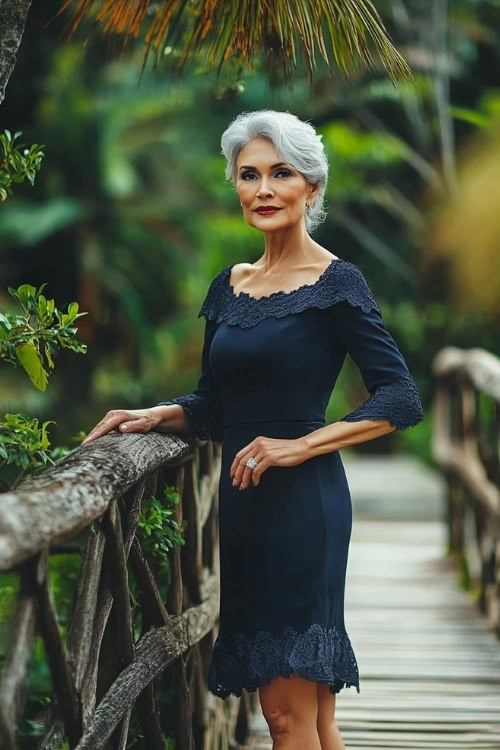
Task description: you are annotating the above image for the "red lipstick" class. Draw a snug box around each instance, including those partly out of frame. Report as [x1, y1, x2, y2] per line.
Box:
[255, 206, 282, 215]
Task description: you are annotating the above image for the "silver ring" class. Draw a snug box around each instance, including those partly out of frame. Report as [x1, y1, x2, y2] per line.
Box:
[246, 457, 258, 470]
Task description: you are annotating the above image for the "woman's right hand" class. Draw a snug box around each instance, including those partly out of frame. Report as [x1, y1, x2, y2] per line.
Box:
[80, 408, 162, 446]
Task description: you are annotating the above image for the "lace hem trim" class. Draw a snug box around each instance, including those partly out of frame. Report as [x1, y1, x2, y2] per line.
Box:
[339, 373, 424, 431]
[207, 622, 360, 699]
[198, 259, 380, 329]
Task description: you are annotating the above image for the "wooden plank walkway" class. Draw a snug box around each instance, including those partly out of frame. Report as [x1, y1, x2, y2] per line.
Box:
[242, 456, 500, 749]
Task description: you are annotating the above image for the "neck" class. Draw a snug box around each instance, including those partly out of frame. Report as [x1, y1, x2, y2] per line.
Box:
[257, 221, 317, 271]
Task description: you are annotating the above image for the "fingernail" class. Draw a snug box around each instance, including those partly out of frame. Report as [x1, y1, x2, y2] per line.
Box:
[239, 485, 243, 490]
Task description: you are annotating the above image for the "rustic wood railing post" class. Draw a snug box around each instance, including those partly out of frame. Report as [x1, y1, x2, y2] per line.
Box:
[0, 431, 255, 748]
[431, 346, 500, 637]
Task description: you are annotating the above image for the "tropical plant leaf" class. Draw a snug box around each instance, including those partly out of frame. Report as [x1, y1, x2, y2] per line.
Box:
[15, 343, 49, 391]
[55, 0, 413, 85]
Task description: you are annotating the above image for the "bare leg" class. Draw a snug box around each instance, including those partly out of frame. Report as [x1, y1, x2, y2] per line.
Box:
[316, 683, 345, 750]
[259, 672, 322, 749]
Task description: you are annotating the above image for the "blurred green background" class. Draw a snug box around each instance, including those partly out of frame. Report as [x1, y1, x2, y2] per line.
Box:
[1, 0, 499, 471]
[2, 2, 500, 747]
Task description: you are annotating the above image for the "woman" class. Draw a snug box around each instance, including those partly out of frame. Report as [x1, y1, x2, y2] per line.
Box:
[82, 109, 424, 749]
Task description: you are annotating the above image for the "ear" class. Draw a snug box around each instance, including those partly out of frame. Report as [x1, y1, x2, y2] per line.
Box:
[308, 182, 320, 203]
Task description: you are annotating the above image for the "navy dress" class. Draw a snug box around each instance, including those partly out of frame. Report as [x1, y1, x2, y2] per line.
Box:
[157, 258, 424, 698]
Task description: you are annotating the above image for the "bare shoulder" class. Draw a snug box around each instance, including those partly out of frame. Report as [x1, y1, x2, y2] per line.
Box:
[228, 262, 254, 288]
[312, 242, 340, 264]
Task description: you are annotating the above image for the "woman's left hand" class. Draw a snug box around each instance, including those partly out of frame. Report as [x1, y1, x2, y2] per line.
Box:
[230, 436, 312, 489]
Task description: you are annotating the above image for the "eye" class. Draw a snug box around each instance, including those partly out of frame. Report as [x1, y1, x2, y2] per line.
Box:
[240, 169, 291, 180]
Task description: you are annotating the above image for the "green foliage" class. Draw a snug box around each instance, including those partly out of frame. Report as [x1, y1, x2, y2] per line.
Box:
[0, 583, 16, 624]
[0, 130, 45, 202]
[0, 198, 85, 246]
[138, 485, 187, 570]
[48, 553, 84, 630]
[0, 414, 84, 491]
[0, 283, 88, 391]
[0, 412, 54, 484]
[15, 694, 53, 745]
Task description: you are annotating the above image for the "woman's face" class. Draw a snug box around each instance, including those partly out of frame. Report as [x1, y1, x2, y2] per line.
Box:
[235, 137, 318, 231]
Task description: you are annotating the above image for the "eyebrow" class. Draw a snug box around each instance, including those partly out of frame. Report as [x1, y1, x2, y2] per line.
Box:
[238, 162, 289, 171]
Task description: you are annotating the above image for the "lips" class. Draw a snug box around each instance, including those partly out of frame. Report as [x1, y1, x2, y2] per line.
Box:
[255, 207, 282, 214]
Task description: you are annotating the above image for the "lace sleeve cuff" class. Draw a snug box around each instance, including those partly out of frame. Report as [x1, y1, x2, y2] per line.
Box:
[338, 373, 424, 431]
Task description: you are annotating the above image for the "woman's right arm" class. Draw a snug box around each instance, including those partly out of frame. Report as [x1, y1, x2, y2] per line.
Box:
[151, 403, 190, 433]
[81, 316, 224, 445]
[153, 317, 224, 442]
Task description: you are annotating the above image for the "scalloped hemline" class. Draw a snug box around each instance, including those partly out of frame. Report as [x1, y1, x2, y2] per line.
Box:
[207, 622, 360, 700]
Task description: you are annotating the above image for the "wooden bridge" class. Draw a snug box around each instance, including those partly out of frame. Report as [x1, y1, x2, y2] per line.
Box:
[0, 345, 498, 748]
[245, 454, 500, 748]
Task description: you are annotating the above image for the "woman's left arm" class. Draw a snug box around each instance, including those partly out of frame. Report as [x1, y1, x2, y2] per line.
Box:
[231, 265, 424, 487]
[303, 295, 424, 457]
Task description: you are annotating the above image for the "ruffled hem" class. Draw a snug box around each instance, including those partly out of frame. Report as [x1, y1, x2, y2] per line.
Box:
[207, 622, 360, 699]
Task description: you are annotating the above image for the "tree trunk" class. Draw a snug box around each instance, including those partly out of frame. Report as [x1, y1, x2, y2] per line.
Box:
[0, 0, 32, 107]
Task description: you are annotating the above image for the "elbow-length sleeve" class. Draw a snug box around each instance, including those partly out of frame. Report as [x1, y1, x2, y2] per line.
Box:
[330, 264, 424, 432]
[155, 315, 225, 443]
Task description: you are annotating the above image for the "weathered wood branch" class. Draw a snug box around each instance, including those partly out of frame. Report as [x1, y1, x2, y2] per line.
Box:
[66, 521, 107, 694]
[0, 0, 32, 107]
[0, 561, 36, 750]
[0, 431, 251, 747]
[432, 348, 500, 519]
[433, 346, 500, 400]
[431, 345, 500, 635]
[74, 572, 219, 750]
[0, 431, 193, 570]
[34, 551, 81, 747]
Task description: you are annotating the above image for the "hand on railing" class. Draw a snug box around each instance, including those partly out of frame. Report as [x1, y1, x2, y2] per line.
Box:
[81, 404, 190, 445]
[81, 407, 163, 445]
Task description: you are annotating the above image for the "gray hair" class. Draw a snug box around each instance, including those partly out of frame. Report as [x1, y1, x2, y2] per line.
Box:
[220, 109, 329, 234]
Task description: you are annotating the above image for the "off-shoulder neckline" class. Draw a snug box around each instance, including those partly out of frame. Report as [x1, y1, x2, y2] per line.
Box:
[198, 258, 380, 327]
[226, 257, 343, 302]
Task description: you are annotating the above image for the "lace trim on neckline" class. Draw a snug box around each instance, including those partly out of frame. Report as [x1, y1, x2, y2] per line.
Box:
[198, 258, 380, 329]
[228, 257, 339, 301]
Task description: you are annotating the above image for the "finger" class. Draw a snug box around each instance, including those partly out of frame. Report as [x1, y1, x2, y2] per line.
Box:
[230, 447, 251, 479]
[81, 423, 114, 445]
[251, 457, 271, 486]
[237, 450, 266, 489]
[118, 418, 152, 434]
[81, 412, 129, 445]
[233, 451, 255, 485]
[230, 439, 258, 479]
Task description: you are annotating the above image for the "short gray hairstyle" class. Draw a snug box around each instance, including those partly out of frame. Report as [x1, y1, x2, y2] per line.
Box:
[220, 109, 329, 234]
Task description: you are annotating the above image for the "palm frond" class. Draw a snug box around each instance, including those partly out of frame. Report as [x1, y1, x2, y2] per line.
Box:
[55, 0, 413, 85]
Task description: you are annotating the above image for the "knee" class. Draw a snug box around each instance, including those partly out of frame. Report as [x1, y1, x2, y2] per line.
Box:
[262, 705, 297, 740]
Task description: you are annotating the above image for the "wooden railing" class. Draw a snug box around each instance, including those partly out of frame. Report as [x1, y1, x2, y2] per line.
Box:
[431, 346, 500, 636]
[0, 430, 256, 749]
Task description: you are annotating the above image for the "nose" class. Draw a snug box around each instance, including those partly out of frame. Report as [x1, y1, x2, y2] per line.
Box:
[256, 178, 273, 197]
